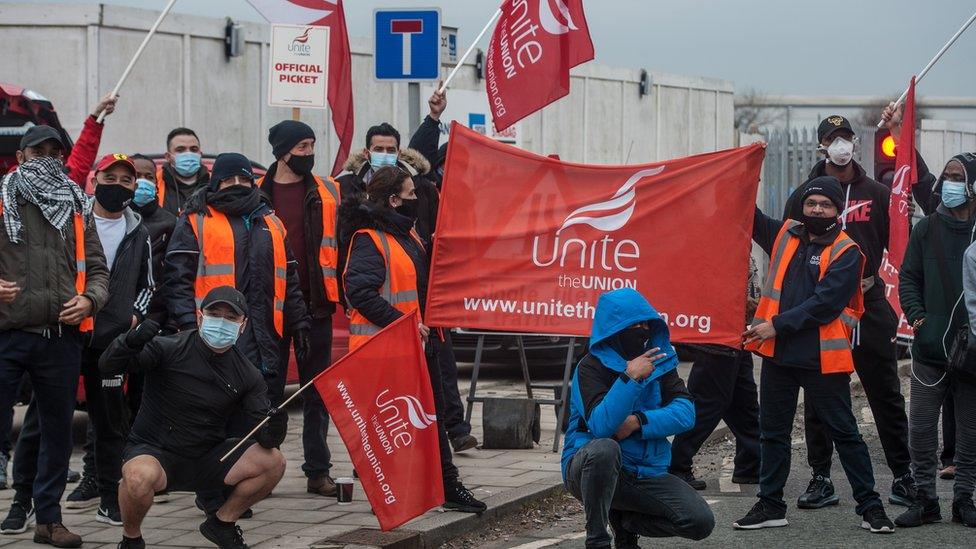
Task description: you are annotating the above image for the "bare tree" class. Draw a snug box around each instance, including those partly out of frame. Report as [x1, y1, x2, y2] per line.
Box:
[734, 88, 784, 134]
[853, 96, 932, 127]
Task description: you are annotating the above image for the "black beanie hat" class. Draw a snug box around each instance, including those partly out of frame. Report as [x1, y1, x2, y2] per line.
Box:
[209, 153, 254, 190]
[948, 153, 976, 186]
[800, 176, 845, 211]
[268, 120, 316, 160]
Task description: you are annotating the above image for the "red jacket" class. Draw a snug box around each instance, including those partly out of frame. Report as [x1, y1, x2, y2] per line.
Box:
[5, 115, 104, 188]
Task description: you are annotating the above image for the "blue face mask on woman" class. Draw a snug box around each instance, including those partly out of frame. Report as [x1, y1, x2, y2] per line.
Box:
[941, 180, 969, 209]
[173, 152, 201, 177]
[132, 178, 157, 207]
[199, 315, 243, 350]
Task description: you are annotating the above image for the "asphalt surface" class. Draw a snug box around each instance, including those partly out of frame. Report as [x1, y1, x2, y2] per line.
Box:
[447, 368, 976, 548]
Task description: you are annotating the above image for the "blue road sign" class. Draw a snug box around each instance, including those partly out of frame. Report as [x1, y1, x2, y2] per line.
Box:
[374, 9, 441, 81]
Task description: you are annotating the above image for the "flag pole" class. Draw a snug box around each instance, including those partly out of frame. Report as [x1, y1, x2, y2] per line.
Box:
[877, 9, 976, 128]
[438, 7, 502, 94]
[219, 373, 323, 462]
[96, 0, 180, 123]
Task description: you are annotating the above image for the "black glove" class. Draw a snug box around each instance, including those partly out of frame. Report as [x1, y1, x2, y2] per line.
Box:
[125, 319, 160, 349]
[294, 327, 311, 364]
[255, 408, 288, 449]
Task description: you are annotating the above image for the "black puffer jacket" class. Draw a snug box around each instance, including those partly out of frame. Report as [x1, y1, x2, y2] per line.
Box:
[162, 190, 309, 375]
[338, 197, 427, 328]
[133, 199, 177, 327]
[87, 208, 154, 350]
[258, 163, 339, 318]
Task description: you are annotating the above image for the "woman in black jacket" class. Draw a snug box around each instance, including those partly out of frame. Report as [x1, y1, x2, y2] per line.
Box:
[339, 166, 486, 513]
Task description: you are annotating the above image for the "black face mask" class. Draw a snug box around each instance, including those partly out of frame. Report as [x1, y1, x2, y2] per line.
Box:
[611, 326, 649, 361]
[801, 214, 838, 236]
[285, 154, 315, 176]
[209, 185, 261, 217]
[95, 184, 134, 213]
[394, 198, 419, 221]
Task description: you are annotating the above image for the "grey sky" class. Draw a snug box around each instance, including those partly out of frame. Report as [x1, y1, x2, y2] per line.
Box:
[11, 0, 976, 97]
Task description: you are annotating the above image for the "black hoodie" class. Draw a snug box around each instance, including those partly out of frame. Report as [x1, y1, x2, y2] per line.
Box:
[783, 159, 890, 300]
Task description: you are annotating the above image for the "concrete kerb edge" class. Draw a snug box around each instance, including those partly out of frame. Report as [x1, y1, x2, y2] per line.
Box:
[406, 474, 566, 548]
[703, 359, 912, 446]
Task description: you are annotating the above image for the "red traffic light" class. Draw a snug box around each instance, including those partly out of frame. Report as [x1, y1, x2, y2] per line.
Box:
[881, 135, 896, 158]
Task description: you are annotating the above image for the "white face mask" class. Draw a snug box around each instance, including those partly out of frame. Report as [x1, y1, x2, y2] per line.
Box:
[826, 137, 854, 166]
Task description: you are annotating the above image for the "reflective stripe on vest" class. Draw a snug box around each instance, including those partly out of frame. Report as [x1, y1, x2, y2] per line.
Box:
[344, 229, 422, 352]
[0, 201, 92, 332]
[745, 223, 865, 374]
[256, 174, 341, 303]
[188, 207, 289, 337]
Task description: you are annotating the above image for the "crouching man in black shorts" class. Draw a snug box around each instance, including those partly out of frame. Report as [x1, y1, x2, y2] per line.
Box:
[99, 286, 288, 549]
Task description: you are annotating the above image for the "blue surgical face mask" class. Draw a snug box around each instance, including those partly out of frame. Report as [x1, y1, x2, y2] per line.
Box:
[199, 314, 243, 351]
[369, 151, 398, 171]
[173, 152, 201, 177]
[941, 180, 969, 209]
[132, 178, 157, 207]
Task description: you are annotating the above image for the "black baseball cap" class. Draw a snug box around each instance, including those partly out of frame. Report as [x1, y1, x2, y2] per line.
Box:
[817, 115, 854, 142]
[20, 125, 65, 151]
[200, 286, 247, 316]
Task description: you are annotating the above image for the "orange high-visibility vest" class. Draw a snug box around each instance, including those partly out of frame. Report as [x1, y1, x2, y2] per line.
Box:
[256, 174, 341, 302]
[0, 201, 92, 332]
[155, 165, 166, 210]
[745, 220, 864, 374]
[188, 207, 289, 336]
[343, 229, 422, 352]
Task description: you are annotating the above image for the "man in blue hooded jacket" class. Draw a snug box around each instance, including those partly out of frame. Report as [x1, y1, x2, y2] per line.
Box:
[562, 288, 715, 548]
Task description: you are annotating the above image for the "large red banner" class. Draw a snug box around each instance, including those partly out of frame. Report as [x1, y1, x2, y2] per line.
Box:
[486, 0, 594, 131]
[426, 123, 765, 347]
[879, 250, 914, 340]
[314, 311, 443, 531]
[888, 76, 917, 269]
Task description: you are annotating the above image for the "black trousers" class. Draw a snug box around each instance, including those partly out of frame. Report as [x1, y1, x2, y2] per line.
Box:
[437, 331, 471, 439]
[804, 299, 911, 479]
[428, 336, 460, 488]
[0, 330, 81, 524]
[14, 348, 128, 507]
[760, 360, 881, 516]
[942, 392, 957, 467]
[267, 315, 333, 479]
[670, 350, 760, 478]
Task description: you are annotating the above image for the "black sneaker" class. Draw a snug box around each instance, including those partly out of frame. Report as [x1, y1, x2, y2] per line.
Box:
[0, 499, 35, 534]
[96, 503, 123, 527]
[443, 484, 487, 513]
[117, 536, 146, 549]
[952, 498, 976, 527]
[199, 515, 248, 549]
[732, 501, 788, 530]
[608, 509, 639, 549]
[64, 475, 99, 509]
[796, 475, 839, 509]
[673, 471, 706, 491]
[889, 473, 917, 507]
[861, 506, 895, 533]
[195, 495, 253, 520]
[894, 497, 941, 527]
[450, 434, 479, 453]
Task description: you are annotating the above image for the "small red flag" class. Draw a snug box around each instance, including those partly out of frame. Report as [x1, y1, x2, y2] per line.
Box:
[888, 77, 917, 270]
[314, 311, 443, 530]
[485, 0, 594, 131]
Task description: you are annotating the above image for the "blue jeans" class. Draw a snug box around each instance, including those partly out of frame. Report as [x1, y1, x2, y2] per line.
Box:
[758, 359, 882, 515]
[0, 329, 81, 523]
[565, 439, 714, 547]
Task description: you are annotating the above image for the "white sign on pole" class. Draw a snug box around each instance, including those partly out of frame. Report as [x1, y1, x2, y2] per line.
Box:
[268, 24, 329, 109]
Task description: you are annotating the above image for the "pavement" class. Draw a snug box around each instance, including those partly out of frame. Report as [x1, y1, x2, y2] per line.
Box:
[0, 372, 567, 549]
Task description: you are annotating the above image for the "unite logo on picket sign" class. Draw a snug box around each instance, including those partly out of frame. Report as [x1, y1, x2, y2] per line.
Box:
[532, 166, 665, 289]
[372, 389, 437, 455]
[289, 27, 312, 56]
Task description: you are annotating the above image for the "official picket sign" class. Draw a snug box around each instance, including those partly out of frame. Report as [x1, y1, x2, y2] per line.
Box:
[426, 123, 765, 348]
[268, 24, 330, 108]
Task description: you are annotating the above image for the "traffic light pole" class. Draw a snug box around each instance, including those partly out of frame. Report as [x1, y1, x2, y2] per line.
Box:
[878, 9, 976, 127]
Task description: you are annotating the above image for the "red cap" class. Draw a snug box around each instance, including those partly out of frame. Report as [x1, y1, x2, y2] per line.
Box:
[94, 153, 136, 175]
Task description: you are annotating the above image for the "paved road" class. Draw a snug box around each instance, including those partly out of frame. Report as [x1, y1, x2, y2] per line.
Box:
[464, 376, 975, 548]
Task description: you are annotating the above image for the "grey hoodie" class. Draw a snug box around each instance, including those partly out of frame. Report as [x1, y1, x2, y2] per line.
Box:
[964, 240, 976, 337]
